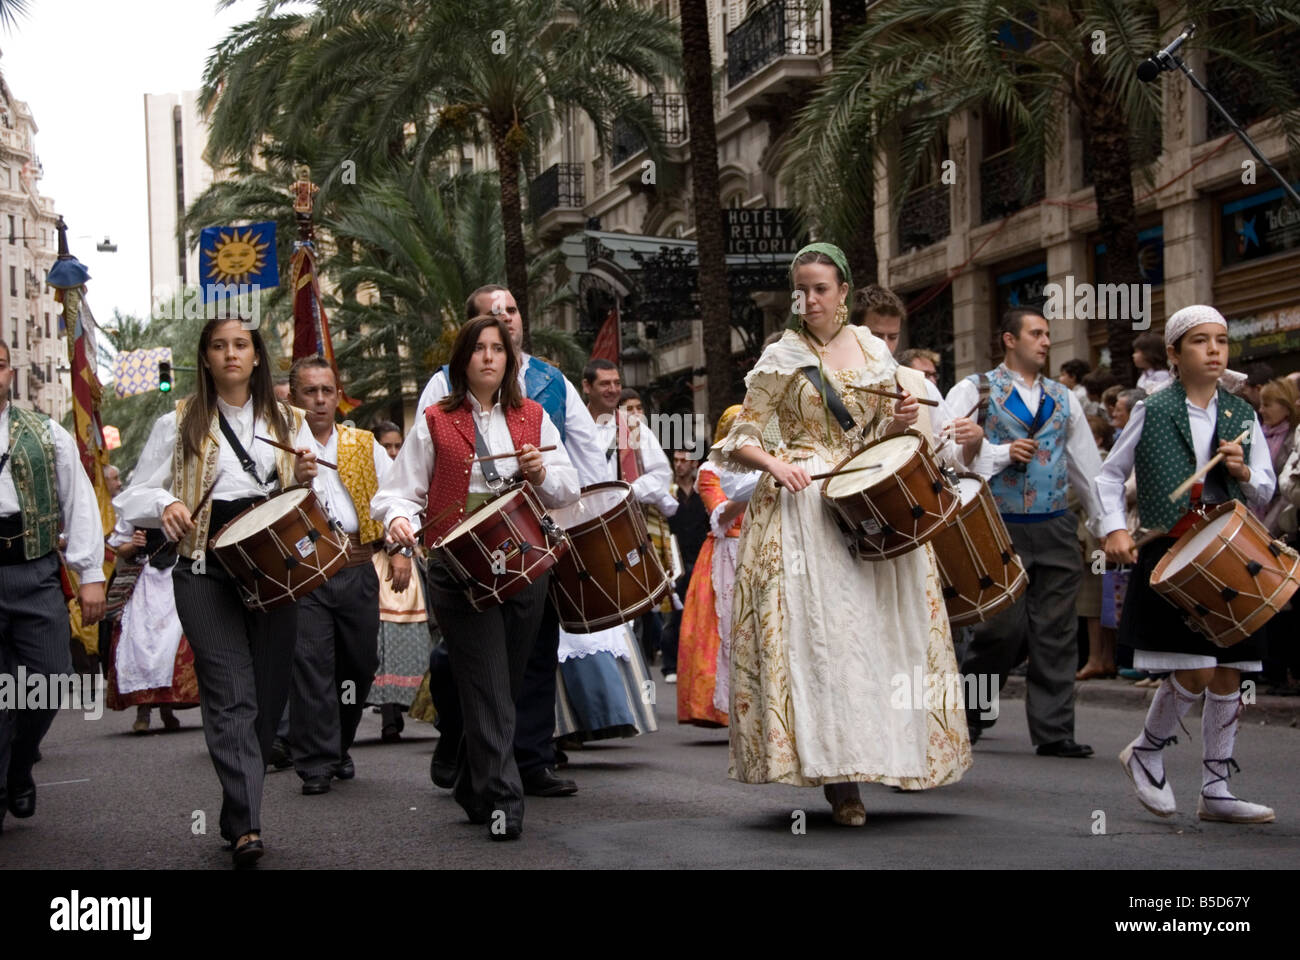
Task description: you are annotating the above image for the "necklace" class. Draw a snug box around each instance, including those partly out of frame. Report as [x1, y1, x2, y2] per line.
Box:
[804, 322, 846, 359]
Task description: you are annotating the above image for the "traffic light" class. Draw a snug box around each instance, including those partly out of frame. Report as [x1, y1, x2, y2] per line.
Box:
[158, 361, 172, 393]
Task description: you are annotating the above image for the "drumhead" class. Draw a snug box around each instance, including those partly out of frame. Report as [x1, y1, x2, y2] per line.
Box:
[957, 477, 983, 507]
[549, 485, 628, 530]
[1160, 511, 1235, 578]
[211, 487, 311, 546]
[441, 487, 528, 541]
[824, 435, 919, 497]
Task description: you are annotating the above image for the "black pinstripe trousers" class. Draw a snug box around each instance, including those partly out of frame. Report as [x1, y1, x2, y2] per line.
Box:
[0, 552, 72, 799]
[173, 559, 297, 841]
[428, 568, 549, 827]
[290, 562, 379, 779]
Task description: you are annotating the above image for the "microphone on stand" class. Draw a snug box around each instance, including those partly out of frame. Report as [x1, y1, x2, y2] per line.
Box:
[1137, 23, 1197, 83]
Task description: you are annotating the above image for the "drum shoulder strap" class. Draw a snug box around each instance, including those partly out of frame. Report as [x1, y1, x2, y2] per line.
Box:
[976, 373, 991, 428]
[800, 366, 856, 433]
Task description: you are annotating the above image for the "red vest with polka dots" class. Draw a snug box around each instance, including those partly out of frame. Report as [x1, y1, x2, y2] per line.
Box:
[422, 398, 545, 547]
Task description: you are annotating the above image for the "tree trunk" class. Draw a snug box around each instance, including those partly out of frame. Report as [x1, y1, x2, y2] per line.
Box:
[680, 0, 733, 427]
[1076, 65, 1142, 387]
[829, 0, 875, 288]
[491, 124, 533, 352]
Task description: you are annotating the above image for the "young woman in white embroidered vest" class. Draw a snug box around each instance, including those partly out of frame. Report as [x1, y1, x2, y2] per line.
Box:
[1099, 305, 1278, 824]
[711, 243, 972, 827]
[375, 315, 579, 841]
[115, 317, 318, 866]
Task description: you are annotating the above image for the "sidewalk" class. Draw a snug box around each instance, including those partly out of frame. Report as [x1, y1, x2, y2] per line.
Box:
[1001, 675, 1300, 725]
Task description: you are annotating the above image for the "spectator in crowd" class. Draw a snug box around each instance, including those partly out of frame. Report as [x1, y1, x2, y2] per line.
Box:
[1132, 333, 1172, 395]
[1076, 415, 1116, 681]
[1112, 387, 1147, 438]
[897, 347, 942, 387]
[1081, 369, 1119, 418]
[1058, 359, 1091, 407]
[1242, 362, 1275, 410]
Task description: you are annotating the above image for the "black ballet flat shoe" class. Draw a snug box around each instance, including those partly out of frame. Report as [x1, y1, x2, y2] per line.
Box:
[333, 754, 355, 780]
[1036, 739, 1094, 758]
[268, 737, 293, 772]
[301, 775, 331, 796]
[7, 783, 35, 819]
[232, 834, 264, 868]
[430, 740, 458, 788]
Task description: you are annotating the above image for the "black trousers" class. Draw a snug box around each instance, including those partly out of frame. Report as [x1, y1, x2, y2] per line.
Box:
[290, 562, 380, 779]
[429, 572, 550, 825]
[173, 559, 296, 841]
[0, 553, 72, 803]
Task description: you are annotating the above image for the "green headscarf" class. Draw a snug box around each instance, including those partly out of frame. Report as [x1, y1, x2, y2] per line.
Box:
[785, 242, 855, 438]
[786, 242, 853, 331]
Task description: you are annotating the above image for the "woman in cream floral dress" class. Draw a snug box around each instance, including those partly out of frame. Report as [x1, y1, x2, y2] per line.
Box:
[711, 243, 971, 826]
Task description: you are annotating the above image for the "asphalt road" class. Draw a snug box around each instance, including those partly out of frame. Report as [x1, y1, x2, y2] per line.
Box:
[3, 689, 1298, 870]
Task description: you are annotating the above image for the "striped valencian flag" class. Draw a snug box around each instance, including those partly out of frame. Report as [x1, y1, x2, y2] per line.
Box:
[290, 241, 358, 414]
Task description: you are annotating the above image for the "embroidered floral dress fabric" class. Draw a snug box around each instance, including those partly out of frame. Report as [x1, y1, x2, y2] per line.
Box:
[711, 328, 972, 788]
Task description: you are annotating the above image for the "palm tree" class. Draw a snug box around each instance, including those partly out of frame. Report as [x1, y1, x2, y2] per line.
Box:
[201, 0, 680, 351]
[826, 0, 876, 286]
[0, 0, 30, 32]
[786, 0, 1300, 385]
[323, 166, 573, 421]
[680, 0, 733, 426]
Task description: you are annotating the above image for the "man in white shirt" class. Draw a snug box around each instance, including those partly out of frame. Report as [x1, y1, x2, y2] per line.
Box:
[288, 357, 392, 795]
[945, 309, 1105, 759]
[411, 285, 601, 799]
[0, 340, 105, 828]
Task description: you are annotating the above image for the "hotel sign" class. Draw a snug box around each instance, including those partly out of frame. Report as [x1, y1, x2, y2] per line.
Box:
[722, 208, 805, 256]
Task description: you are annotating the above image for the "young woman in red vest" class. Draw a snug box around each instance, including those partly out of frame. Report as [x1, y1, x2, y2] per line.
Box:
[376, 314, 579, 840]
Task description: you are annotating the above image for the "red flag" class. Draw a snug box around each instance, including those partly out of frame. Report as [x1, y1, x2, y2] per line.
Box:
[590, 305, 620, 364]
[290, 242, 359, 414]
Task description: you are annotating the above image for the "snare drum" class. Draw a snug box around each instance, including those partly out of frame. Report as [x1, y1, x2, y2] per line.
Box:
[431, 484, 568, 612]
[821, 430, 960, 560]
[209, 486, 350, 611]
[1149, 501, 1300, 648]
[547, 482, 672, 632]
[930, 475, 1027, 625]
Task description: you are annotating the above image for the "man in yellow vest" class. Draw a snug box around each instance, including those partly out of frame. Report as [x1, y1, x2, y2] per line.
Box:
[0, 341, 105, 832]
[288, 356, 391, 795]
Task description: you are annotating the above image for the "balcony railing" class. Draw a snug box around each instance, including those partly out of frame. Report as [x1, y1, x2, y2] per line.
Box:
[726, 0, 823, 89]
[611, 93, 689, 167]
[898, 182, 950, 252]
[980, 149, 1044, 223]
[529, 163, 585, 219]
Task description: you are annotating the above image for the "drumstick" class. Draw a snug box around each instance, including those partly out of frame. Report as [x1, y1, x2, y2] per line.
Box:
[384, 501, 462, 555]
[468, 445, 557, 464]
[148, 473, 222, 561]
[1167, 427, 1251, 503]
[808, 463, 882, 481]
[848, 385, 940, 407]
[255, 435, 338, 470]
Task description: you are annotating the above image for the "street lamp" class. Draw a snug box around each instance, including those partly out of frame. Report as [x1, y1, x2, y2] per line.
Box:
[621, 342, 652, 392]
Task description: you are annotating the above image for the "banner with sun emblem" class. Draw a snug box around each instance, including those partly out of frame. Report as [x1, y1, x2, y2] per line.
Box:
[199, 222, 279, 302]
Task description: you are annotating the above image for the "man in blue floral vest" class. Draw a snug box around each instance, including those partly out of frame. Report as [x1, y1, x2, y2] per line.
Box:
[946, 308, 1105, 758]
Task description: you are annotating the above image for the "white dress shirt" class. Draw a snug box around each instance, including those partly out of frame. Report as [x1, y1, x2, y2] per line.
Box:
[371, 392, 579, 530]
[114, 398, 314, 526]
[416, 354, 606, 487]
[107, 414, 178, 549]
[309, 427, 392, 535]
[0, 402, 106, 582]
[945, 364, 1105, 526]
[591, 412, 678, 516]
[1093, 394, 1275, 535]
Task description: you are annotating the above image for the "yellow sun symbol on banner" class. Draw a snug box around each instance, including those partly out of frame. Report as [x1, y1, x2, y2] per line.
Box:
[204, 227, 270, 285]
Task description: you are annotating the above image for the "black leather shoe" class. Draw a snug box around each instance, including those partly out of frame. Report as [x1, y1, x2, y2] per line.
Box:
[268, 737, 293, 771]
[232, 835, 264, 868]
[302, 775, 331, 795]
[333, 754, 355, 780]
[522, 767, 577, 797]
[431, 739, 458, 789]
[7, 783, 35, 818]
[488, 819, 523, 841]
[1037, 739, 1094, 758]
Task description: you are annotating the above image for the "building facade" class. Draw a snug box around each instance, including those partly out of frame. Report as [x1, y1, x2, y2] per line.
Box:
[0, 74, 70, 421]
[143, 90, 219, 302]
[520, 0, 1300, 416]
